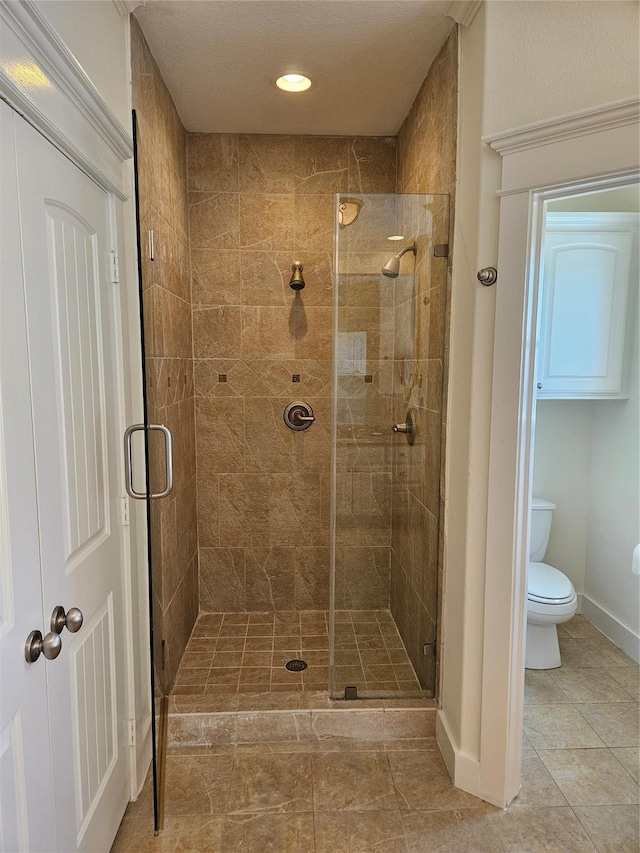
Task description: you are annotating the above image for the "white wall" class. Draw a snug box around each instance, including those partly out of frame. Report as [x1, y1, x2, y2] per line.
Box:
[33, 0, 131, 130]
[532, 401, 593, 595]
[586, 293, 639, 640]
[443, 0, 640, 775]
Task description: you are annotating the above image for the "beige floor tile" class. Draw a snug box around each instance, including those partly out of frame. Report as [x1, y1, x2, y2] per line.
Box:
[401, 808, 501, 853]
[576, 703, 640, 748]
[111, 817, 161, 852]
[524, 670, 572, 705]
[164, 754, 235, 815]
[609, 667, 640, 702]
[312, 751, 397, 811]
[514, 755, 567, 807]
[523, 704, 604, 749]
[573, 804, 640, 853]
[221, 813, 314, 853]
[314, 810, 407, 853]
[111, 817, 224, 852]
[564, 616, 606, 640]
[226, 753, 313, 813]
[489, 805, 596, 852]
[580, 639, 637, 668]
[388, 750, 482, 811]
[539, 748, 639, 806]
[549, 668, 636, 704]
[612, 748, 640, 783]
[558, 639, 606, 669]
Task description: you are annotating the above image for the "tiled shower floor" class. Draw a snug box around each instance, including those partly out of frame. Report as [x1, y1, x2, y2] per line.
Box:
[171, 609, 423, 703]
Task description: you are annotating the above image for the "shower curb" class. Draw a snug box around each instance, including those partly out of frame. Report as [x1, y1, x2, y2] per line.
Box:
[167, 706, 437, 748]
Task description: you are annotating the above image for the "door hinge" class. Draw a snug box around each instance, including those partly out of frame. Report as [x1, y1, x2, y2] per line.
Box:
[109, 251, 120, 283]
[423, 642, 437, 657]
[118, 496, 130, 526]
[128, 720, 136, 747]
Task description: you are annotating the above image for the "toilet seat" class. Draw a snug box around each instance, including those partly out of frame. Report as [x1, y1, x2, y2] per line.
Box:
[528, 561, 575, 605]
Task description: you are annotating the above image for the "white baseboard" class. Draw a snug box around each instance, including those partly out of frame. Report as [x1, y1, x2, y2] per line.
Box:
[581, 594, 640, 664]
[436, 712, 481, 799]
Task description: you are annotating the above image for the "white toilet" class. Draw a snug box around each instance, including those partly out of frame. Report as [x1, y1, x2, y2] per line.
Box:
[526, 498, 578, 669]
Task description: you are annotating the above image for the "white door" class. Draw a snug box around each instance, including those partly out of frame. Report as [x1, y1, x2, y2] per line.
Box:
[0, 105, 130, 851]
[0, 98, 58, 853]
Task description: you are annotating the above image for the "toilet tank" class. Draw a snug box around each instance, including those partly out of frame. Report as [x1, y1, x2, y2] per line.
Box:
[529, 498, 556, 561]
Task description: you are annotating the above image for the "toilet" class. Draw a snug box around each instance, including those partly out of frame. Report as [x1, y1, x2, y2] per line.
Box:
[526, 498, 578, 669]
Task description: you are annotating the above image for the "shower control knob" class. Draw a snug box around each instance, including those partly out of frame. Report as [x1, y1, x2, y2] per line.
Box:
[283, 401, 315, 431]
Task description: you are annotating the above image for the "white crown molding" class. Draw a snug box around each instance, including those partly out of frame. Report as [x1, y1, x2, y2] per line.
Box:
[113, 0, 146, 16]
[0, 0, 133, 197]
[444, 1, 482, 28]
[483, 97, 640, 156]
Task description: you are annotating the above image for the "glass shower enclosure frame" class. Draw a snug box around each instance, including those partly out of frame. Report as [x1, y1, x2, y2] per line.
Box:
[329, 192, 450, 700]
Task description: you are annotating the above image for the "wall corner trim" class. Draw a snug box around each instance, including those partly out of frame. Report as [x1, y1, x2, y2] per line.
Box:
[483, 98, 640, 156]
[0, 0, 133, 197]
[444, 1, 482, 28]
[113, 0, 146, 16]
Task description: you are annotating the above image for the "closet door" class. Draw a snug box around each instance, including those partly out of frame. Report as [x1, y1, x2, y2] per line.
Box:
[0, 99, 57, 853]
[14, 115, 130, 852]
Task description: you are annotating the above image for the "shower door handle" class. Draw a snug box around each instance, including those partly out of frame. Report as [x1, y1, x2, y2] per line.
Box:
[124, 423, 174, 500]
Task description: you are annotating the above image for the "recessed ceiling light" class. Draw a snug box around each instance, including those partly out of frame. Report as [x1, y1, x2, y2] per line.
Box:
[275, 73, 313, 93]
[388, 235, 405, 241]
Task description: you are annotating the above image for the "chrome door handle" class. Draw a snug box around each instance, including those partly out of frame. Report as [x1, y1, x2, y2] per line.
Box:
[25, 629, 62, 663]
[124, 423, 173, 500]
[50, 605, 83, 635]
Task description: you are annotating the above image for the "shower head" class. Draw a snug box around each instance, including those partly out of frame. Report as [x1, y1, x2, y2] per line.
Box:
[382, 242, 417, 278]
[290, 261, 305, 290]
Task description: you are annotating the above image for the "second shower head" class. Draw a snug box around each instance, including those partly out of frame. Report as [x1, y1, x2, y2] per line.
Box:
[382, 242, 417, 278]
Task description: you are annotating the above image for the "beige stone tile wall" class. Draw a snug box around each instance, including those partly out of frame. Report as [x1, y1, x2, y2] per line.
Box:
[131, 19, 198, 691]
[393, 28, 458, 690]
[187, 133, 397, 612]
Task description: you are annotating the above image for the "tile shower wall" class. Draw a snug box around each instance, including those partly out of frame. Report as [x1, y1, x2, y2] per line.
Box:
[187, 134, 396, 612]
[131, 19, 198, 690]
[392, 29, 458, 689]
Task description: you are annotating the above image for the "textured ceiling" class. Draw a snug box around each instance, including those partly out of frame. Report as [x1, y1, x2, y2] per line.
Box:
[134, 1, 454, 136]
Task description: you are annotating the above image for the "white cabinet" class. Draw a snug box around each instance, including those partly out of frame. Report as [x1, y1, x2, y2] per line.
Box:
[536, 213, 637, 399]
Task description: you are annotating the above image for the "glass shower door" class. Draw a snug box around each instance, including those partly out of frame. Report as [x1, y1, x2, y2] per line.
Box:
[330, 192, 450, 700]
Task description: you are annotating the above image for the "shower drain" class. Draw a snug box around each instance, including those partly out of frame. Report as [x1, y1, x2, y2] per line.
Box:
[285, 659, 308, 672]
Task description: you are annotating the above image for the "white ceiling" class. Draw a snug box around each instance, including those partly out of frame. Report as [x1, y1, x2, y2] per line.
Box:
[134, 1, 455, 136]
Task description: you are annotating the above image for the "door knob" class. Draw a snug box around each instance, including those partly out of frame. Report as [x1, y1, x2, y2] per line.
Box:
[25, 629, 62, 663]
[50, 605, 83, 635]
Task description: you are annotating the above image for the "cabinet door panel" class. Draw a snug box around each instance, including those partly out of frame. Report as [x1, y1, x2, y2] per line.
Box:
[538, 226, 633, 398]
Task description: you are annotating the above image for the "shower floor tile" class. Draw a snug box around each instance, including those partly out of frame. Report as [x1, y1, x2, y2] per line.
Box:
[172, 609, 423, 700]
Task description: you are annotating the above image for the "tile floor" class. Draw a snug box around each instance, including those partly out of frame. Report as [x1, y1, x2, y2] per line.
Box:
[113, 614, 639, 851]
[172, 609, 423, 701]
